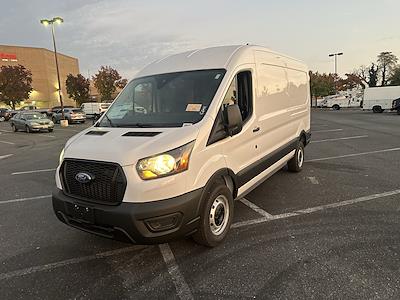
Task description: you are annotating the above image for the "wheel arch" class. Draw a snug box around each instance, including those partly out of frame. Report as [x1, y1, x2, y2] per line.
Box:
[199, 168, 238, 203]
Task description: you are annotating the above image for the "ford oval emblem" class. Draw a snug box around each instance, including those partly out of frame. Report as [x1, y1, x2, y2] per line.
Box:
[75, 172, 94, 184]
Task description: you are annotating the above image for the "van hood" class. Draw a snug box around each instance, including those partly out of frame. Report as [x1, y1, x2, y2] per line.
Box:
[64, 125, 200, 166]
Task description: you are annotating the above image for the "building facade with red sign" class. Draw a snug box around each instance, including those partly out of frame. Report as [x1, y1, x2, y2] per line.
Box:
[0, 45, 79, 108]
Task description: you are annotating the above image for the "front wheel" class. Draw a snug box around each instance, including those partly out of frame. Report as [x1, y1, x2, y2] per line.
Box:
[372, 106, 383, 113]
[287, 141, 305, 172]
[193, 184, 234, 247]
[11, 123, 18, 132]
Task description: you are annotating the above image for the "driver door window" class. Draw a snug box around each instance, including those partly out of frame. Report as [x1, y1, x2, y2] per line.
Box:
[208, 70, 253, 145]
[222, 71, 252, 122]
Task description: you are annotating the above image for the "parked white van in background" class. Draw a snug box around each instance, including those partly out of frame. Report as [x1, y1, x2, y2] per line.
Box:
[80, 102, 111, 117]
[363, 86, 400, 113]
[53, 45, 311, 247]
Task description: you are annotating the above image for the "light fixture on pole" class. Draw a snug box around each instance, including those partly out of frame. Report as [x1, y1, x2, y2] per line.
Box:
[329, 52, 343, 93]
[40, 17, 65, 119]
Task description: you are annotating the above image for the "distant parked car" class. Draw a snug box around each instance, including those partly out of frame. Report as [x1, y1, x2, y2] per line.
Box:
[0, 108, 12, 121]
[52, 108, 86, 124]
[47, 105, 74, 116]
[10, 112, 54, 133]
[392, 97, 400, 115]
[10, 105, 50, 117]
[81, 102, 110, 118]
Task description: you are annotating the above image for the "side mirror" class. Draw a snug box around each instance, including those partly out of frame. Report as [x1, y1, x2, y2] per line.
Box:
[224, 104, 243, 136]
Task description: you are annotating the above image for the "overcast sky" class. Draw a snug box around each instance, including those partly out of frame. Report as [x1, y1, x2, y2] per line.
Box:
[1, 0, 399, 79]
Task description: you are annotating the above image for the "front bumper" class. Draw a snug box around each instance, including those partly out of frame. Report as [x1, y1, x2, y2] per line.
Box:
[52, 188, 203, 244]
[31, 125, 54, 131]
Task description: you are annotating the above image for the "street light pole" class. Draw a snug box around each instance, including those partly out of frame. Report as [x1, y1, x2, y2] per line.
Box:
[329, 52, 343, 94]
[40, 17, 64, 119]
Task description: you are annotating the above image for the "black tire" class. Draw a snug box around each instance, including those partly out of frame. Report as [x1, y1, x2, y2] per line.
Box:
[193, 184, 234, 247]
[48, 128, 53, 132]
[332, 104, 340, 110]
[287, 140, 305, 172]
[372, 106, 383, 113]
[11, 123, 17, 132]
[25, 125, 31, 133]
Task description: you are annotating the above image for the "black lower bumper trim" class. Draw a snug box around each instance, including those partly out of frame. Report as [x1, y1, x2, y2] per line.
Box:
[52, 188, 203, 244]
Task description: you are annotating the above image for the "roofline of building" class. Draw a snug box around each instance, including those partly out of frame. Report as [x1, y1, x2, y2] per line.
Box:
[0, 44, 78, 60]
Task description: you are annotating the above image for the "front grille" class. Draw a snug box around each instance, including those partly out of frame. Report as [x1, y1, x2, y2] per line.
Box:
[60, 159, 127, 205]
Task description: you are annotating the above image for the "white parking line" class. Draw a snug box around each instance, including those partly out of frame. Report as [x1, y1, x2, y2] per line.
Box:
[0, 195, 51, 205]
[313, 129, 343, 133]
[0, 140, 15, 145]
[232, 188, 400, 229]
[0, 246, 138, 281]
[311, 135, 368, 143]
[11, 168, 56, 175]
[240, 198, 273, 218]
[0, 129, 12, 133]
[0, 154, 13, 160]
[306, 147, 400, 162]
[159, 244, 194, 300]
[36, 134, 56, 138]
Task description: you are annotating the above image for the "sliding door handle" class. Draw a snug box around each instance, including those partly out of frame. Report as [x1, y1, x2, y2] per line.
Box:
[252, 127, 260, 133]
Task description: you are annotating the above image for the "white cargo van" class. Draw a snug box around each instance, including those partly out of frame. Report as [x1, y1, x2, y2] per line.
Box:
[80, 102, 111, 117]
[53, 45, 311, 247]
[363, 86, 400, 113]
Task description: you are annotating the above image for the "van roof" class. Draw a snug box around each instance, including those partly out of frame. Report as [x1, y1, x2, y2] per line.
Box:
[135, 45, 306, 78]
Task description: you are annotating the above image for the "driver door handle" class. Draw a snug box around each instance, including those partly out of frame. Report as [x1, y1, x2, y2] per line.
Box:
[253, 127, 260, 133]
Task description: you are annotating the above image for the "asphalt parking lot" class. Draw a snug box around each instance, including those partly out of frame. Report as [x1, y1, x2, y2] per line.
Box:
[1, 110, 399, 299]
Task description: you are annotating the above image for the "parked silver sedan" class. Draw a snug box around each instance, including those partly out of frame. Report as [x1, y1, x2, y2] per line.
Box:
[10, 112, 54, 133]
[52, 108, 86, 124]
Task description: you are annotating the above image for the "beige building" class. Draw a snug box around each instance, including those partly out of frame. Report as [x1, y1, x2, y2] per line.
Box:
[0, 45, 79, 108]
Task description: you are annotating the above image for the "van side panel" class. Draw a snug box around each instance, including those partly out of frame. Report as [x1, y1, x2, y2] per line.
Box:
[242, 51, 309, 188]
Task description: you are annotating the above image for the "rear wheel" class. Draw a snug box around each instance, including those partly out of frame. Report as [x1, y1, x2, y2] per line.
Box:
[287, 141, 305, 172]
[332, 104, 340, 110]
[193, 184, 234, 247]
[372, 106, 383, 113]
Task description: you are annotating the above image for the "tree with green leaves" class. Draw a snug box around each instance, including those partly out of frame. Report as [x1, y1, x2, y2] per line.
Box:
[309, 71, 336, 97]
[0, 65, 33, 109]
[389, 66, 400, 86]
[65, 74, 90, 106]
[377, 52, 398, 86]
[92, 66, 127, 102]
[357, 63, 379, 87]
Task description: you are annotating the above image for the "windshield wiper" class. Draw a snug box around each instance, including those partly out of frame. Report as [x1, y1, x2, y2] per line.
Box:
[117, 122, 183, 128]
[115, 123, 154, 128]
[101, 114, 115, 127]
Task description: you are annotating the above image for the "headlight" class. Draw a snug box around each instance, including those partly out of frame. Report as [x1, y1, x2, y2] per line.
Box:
[136, 141, 195, 180]
[59, 148, 65, 164]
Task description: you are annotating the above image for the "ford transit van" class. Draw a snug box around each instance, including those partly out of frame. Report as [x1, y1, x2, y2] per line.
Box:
[53, 45, 311, 247]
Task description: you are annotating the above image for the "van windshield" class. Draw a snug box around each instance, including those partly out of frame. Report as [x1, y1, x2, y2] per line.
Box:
[98, 69, 226, 128]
